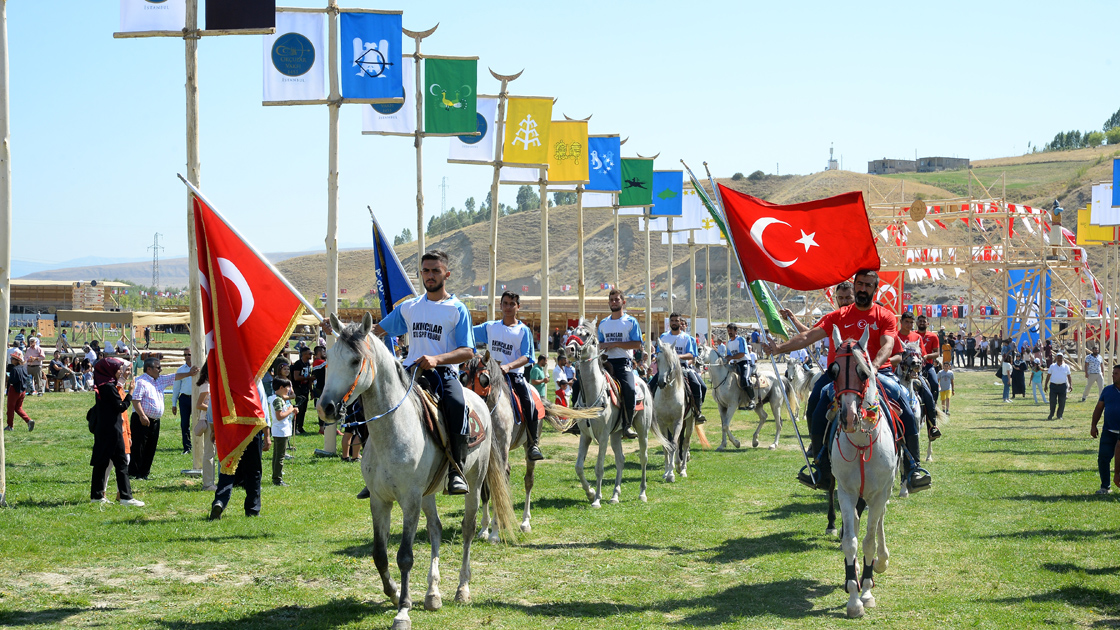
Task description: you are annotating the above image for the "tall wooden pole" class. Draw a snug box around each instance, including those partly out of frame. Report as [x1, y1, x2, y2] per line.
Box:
[0, 0, 9, 507]
[705, 245, 712, 332]
[613, 198, 620, 288]
[185, 0, 206, 472]
[539, 167, 550, 353]
[577, 184, 585, 320]
[485, 70, 521, 320]
[688, 234, 697, 343]
[666, 217, 674, 315]
[408, 30, 427, 265]
[320, 0, 341, 455]
[726, 246, 732, 322]
[644, 209, 653, 344]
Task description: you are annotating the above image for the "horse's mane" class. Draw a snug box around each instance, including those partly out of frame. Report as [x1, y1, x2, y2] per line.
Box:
[338, 322, 408, 382]
[657, 341, 682, 380]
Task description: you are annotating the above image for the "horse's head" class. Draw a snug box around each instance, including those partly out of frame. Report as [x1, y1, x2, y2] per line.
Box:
[565, 318, 597, 357]
[898, 341, 924, 382]
[828, 324, 879, 434]
[656, 340, 679, 370]
[318, 312, 378, 421]
[460, 349, 494, 399]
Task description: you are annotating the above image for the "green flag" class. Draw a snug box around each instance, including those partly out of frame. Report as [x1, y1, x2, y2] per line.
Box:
[424, 57, 477, 134]
[750, 280, 792, 340]
[620, 158, 654, 207]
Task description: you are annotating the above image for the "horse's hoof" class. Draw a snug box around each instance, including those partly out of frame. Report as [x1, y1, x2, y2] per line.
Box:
[846, 601, 865, 618]
[752, 437, 760, 448]
[733, 439, 741, 449]
[590, 500, 601, 508]
[640, 493, 648, 503]
[585, 490, 596, 501]
[424, 593, 442, 611]
[388, 591, 400, 607]
[391, 612, 412, 630]
[716, 445, 725, 452]
[768, 444, 777, 451]
[664, 473, 675, 483]
[925, 455, 934, 462]
[861, 593, 876, 608]
[488, 533, 501, 544]
[825, 528, 838, 537]
[899, 483, 910, 499]
[455, 586, 470, 604]
[874, 557, 889, 573]
[679, 469, 688, 478]
[520, 522, 532, 533]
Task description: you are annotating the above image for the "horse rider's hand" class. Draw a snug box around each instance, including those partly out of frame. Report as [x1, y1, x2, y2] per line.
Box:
[500, 364, 511, 374]
[1091, 425, 1099, 439]
[416, 355, 438, 371]
[778, 308, 792, 319]
[320, 319, 333, 336]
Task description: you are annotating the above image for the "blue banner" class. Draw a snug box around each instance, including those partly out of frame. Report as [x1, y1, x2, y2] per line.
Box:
[587, 136, 621, 192]
[649, 171, 683, 216]
[1114, 158, 1120, 207]
[340, 12, 402, 101]
[1006, 269, 1051, 349]
[372, 214, 417, 350]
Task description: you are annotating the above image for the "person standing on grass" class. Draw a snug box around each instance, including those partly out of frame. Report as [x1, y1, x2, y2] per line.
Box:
[128, 356, 198, 479]
[210, 420, 269, 521]
[1082, 347, 1104, 403]
[1001, 354, 1012, 403]
[529, 354, 549, 401]
[193, 364, 217, 492]
[24, 337, 45, 395]
[5, 349, 34, 431]
[290, 347, 314, 436]
[171, 348, 194, 456]
[1030, 358, 1046, 404]
[90, 358, 143, 506]
[1045, 352, 1073, 421]
[268, 377, 296, 486]
[1090, 364, 1120, 495]
[979, 336, 989, 368]
[553, 353, 572, 407]
[937, 361, 954, 414]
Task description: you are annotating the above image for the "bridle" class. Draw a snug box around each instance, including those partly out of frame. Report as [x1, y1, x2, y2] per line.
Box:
[336, 337, 419, 430]
[831, 340, 880, 436]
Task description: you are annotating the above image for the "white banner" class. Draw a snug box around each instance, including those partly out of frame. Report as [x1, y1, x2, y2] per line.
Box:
[120, 0, 185, 32]
[263, 12, 325, 103]
[499, 166, 540, 185]
[1091, 182, 1119, 226]
[618, 207, 645, 216]
[361, 56, 416, 135]
[583, 192, 614, 208]
[640, 217, 669, 232]
[448, 95, 498, 162]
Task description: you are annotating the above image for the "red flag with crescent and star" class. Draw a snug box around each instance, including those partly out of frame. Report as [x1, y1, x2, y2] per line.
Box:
[718, 185, 880, 291]
[193, 194, 307, 474]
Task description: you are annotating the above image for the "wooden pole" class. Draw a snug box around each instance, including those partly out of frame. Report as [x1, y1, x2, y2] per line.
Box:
[705, 245, 712, 333]
[185, 0, 207, 473]
[666, 217, 674, 315]
[726, 246, 732, 322]
[613, 197, 620, 289]
[539, 166, 550, 354]
[411, 30, 426, 267]
[689, 234, 696, 343]
[486, 70, 521, 320]
[645, 209, 653, 344]
[0, 0, 9, 507]
[577, 184, 585, 321]
[321, 0, 341, 456]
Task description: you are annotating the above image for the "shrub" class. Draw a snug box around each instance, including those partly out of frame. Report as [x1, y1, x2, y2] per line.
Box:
[731, 172, 744, 181]
[1107, 128, 1120, 145]
[1087, 131, 1105, 148]
[747, 170, 766, 182]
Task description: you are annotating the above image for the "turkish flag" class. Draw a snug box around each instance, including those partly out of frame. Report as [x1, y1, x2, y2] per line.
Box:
[719, 185, 879, 290]
[874, 271, 901, 313]
[193, 194, 307, 474]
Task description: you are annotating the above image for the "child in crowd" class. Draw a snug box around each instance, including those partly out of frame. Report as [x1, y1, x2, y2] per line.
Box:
[936, 361, 955, 414]
[268, 377, 296, 486]
[5, 349, 34, 431]
[1031, 358, 1046, 404]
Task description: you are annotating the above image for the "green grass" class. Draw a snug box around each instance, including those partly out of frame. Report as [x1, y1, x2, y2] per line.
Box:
[0, 370, 1118, 628]
[883, 162, 1094, 198]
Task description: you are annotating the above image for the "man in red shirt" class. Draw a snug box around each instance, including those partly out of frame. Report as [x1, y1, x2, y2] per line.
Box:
[893, 311, 941, 441]
[768, 270, 929, 491]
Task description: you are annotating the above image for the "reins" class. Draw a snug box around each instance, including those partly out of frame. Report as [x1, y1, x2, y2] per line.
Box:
[338, 341, 420, 430]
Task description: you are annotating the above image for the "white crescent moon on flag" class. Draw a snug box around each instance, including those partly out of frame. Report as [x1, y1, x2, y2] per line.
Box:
[217, 257, 255, 327]
[749, 217, 798, 268]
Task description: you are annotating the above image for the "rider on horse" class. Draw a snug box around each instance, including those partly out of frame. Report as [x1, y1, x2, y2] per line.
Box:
[649, 312, 708, 424]
[892, 311, 941, 441]
[721, 323, 756, 409]
[472, 291, 544, 461]
[594, 289, 643, 439]
[766, 270, 931, 492]
[914, 314, 942, 399]
[373, 250, 475, 495]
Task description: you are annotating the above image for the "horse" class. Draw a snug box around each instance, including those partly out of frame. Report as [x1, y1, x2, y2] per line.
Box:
[565, 319, 660, 506]
[317, 313, 516, 630]
[786, 358, 822, 407]
[895, 342, 946, 466]
[650, 340, 696, 482]
[828, 324, 898, 619]
[461, 350, 599, 537]
[707, 351, 795, 451]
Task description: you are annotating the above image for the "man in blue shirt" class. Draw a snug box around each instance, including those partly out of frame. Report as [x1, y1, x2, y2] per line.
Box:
[375, 250, 475, 495]
[597, 289, 643, 439]
[651, 312, 707, 423]
[473, 291, 542, 460]
[1090, 364, 1120, 494]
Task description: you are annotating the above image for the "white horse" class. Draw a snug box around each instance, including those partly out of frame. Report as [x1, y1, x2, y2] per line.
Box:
[318, 313, 516, 630]
[707, 351, 794, 451]
[566, 320, 660, 506]
[786, 359, 822, 407]
[829, 325, 898, 619]
[650, 340, 695, 482]
[461, 351, 599, 537]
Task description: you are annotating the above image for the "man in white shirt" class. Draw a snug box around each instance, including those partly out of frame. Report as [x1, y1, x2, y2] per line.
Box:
[1082, 347, 1104, 403]
[553, 354, 572, 407]
[652, 313, 707, 423]
[721, 323, 755, 407]
[170, 348, 194, 456]
[473, 291, 542, 460]
[1045, 352, 1073, 421]
[596, 289, 643, 439]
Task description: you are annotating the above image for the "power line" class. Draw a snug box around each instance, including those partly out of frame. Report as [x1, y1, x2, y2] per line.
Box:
[148, 232, 164, 294]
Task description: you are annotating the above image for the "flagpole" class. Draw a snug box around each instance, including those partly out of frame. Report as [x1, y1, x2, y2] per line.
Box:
[184, 0, 206, 474]
[485, 69, 522, 321]
[403, 25, 438, 267]
[689, 232, 697, 342]
[705, 245, 712, 333]
[613, 196, 620, 289]
[667, 217, 674, 315]
[697, 161, 814, 481]
[577, 183, 585, 321]
[645, 208, 653, 344]
[0, 0, 9, 508]
[539, 166, 550, 354]
[178, 175, 322, 318]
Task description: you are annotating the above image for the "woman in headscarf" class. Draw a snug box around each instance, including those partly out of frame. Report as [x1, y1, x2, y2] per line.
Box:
[90, 357, 144, 506]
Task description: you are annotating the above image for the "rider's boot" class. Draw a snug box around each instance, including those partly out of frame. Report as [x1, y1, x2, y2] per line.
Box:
[927, 413, 942, 441]
[621, 409, 638, 439]
[693, 397, 707, 424]
[526, 412, 544, 461]
[447, 432, 470, 495]
[905, 435, 931, 489]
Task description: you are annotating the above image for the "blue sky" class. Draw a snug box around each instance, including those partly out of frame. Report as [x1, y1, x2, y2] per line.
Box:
[8, 1, 1119, 265]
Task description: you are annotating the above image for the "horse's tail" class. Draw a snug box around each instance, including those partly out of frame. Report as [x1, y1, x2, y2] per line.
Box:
[934, 407, 949, 427]
[485, 437, 518, 543]
[693, 416, 711, 449]
[542, 400, 601, 432]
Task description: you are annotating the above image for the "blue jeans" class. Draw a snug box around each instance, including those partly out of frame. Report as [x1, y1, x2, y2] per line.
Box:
[812, 371, 917, 438]
[1002, 375, 1011, 400]
[1031, 381, 1045, 404]
[1099, 431, 1118, 490]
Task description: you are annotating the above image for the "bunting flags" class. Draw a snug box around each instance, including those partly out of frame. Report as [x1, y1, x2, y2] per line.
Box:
[340, 12, 403, 102]
[503, 97, 553, 166]
[649, 171, 683, 217]
[547, 121, 589, 184]
[619, 158, 654, 207]
[263, 12, 325, 102]
[423, 57, 478, 135]
[206, 0, 274, 30]
[448, 95, 499, 163]
[120, 0, 185, 32]
[587, 136, 622, 192]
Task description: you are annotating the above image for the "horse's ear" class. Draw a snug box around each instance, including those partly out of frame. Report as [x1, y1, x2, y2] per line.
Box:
[329, 312, 343, 334]
[831, 325, 842, 350]
[361, 312, 374, 337]
[858, 325, 870, 351]
[482, 349, 491, 364]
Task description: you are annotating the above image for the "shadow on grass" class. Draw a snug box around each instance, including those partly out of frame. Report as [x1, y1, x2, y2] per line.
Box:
[0, 606, 106, 627]
[490, 578, 833, 624]
[980, 448, 1095, 456]
[523, 538, 679, 553]
[989, 585, 1119, 621]
[746, 501, 826, 521]
[1043, 562, 1120, 576]
[693, 532, 826, 564]
[157, 598, 381, 630]
[169, 532, 276, 543]
[987, 437, 1086, 442]
[1004, 493, 1116, 503]
[12, 497, 80, 509]
[530, 496, 591, 510]
[984, 528, 1118, 540]
[987, 468, 1090, 476]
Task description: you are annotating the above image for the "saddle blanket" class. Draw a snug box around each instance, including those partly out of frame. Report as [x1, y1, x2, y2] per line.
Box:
[419, 389, 487, 450]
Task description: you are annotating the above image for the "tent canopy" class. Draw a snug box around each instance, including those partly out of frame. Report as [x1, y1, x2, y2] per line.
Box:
[56, 310, 322, 328]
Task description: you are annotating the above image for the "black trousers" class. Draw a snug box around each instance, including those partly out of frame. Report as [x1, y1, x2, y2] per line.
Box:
[507, 373, 540, 445]
[606, 358, 636, 428]
[419, 367, 467, 467]
[923, 364, 940, 399]
[294, 392, 310, 434]
[1049, 383, 1068, 419]
[177, 394, 192, 453]
[90, 434, 132, 501]
[127, 414, 161, 479]
[214, 432, 263, 516]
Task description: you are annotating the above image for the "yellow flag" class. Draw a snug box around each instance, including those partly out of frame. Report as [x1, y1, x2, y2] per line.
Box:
[546, 121, 589, 184]
[1077, 207, 1115, 245]
[503, 97, 552, 167]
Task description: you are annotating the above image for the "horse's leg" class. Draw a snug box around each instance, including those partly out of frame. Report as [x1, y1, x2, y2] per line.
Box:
[421, 494, 442, 612]
[769, 397, 782, 450]
[825, 479, 838, 536]
[391, 496, 421, 630]
[457, 480, 480, 603]
[609, 432, 624, 504]
[662, 417, 676, 483]
[752, 407, 767, 448]
[727, 399, 741, 449]
[678, 416, 692, 478]
[716, 401, 729, 451]
[521, 453, 535, 533]
[873, 498, 890, 574]
[370, 499, 400, 607]
[838, 490, 865, 619]
[477, 493, 492, 542]
[859, 495, 889, 609]
[591, 422, 610, 508]
[637, 413, 649, 503]
[575, 430, 594, 502]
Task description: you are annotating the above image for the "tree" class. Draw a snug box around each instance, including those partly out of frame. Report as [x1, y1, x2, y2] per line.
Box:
[731, 172, 745, 181]
[464, 197, 476, 214]
[515, 185, 539, 214]
[1105, 107, 1120, 132]
[553, 191, 577, 206]
[1087, 131, 1105, 148]
[392, 227, 413, 246]
[1108, 127, 1120, 145]
[747, 170, 766, 181]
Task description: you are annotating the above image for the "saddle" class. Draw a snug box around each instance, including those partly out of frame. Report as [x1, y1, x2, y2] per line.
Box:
[417, 389, 487, 495]
[737, 372, 766, 411]
[511, 383, 546, 426]
[603, 371, 644, 411]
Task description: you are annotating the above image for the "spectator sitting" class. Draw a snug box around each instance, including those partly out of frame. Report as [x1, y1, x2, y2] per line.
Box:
[48, 351, 78, 391]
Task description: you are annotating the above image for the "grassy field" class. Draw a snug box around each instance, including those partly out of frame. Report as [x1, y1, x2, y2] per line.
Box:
[0, 369, 1118, 629]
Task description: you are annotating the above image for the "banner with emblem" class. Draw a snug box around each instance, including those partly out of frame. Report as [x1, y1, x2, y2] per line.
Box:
[587, 135, 621, 192]
[206, 0, 274, 30]
[650, 170, 683, 217]
[120, 0, 186, 32]
[263, 12, 325, 102]
[503, 97, 553, 167]
[874, 271, 902, 313]
[546, 121, 589, 184]
[619, 158, 654, 207]
[361, 56, 416, 135]
[423, 56, 478, 135]
[340, 11, 403, 103]
[448, 96, 499, 163]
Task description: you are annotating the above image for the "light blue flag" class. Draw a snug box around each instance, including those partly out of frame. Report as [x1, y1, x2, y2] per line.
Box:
[649, 171, 683, 216]
[340, 12, 402, 101]
[587, 136, 621, 192]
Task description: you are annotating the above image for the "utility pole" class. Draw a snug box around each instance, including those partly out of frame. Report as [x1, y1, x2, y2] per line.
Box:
[440, 176, 448, 214]
[148, 232, 164, 296]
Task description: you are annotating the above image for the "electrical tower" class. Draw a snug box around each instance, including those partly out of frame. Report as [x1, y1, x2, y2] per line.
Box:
[148, 233, 164, 299]
[440, 176, 448, 214]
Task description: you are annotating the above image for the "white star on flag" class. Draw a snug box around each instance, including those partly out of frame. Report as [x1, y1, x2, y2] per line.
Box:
[795, 230, 819, 252]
